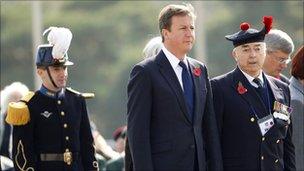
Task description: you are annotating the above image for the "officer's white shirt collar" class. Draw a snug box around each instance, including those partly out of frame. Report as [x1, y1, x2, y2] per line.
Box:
[239, 68, 264, 88]
[162, 45, 189, 90]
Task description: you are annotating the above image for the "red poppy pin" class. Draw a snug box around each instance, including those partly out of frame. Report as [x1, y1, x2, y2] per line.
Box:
[193, 68, 201, 77]
[237, 82, 247, 94]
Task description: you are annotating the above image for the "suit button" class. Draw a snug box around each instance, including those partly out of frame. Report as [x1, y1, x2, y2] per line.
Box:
[57, 100, 61, 105]
[262, 137, 265, 141]
[63, 123, 68, 128]
[65, 136, 69, 141]
[250, 117, 255, 122]
[276, 139, 280, 143]
[275, 159, 279, 163]
[61, 111, 65, 116]
[261, 156, 264, 160]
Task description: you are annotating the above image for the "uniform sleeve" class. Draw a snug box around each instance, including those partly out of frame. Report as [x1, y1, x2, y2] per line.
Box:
[127, 65, 153, 170]
[79, 98, 99, 171]
[12, 116, 37, 171]
[201, 65, 223, 171]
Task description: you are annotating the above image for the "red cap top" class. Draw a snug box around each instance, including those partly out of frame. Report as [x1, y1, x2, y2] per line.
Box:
[240, 22, 250, 31]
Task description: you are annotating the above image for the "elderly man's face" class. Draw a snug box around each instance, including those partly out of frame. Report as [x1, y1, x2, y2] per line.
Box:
[263, 50, 290, 78]
[233, 42, 266, 77]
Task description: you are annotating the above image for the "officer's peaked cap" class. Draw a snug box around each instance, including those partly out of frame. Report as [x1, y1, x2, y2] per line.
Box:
[36, 26, 74, 67]
[36, 45, 73, 67]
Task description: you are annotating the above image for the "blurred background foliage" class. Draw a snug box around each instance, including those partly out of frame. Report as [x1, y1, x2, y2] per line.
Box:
[1, 1, 303, 138]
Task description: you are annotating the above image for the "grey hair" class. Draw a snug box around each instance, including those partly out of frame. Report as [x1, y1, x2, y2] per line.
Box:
[143, 36, 163, 58]
[264, 29, 294, 55]
[0, 82, 29, 115]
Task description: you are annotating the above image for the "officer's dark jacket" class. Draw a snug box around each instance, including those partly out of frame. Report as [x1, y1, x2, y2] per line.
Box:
[12, 88, 98, 171]
[211, 67, 296, 171]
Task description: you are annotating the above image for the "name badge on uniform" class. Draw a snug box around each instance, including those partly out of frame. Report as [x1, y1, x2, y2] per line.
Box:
[273, 101, 292, 123]
[257, 114, 274, 136]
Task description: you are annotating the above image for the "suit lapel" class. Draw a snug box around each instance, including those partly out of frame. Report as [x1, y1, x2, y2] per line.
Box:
[231, 68, 268, 117]
[188, 59, 206, 125]
[156, 51, 192, 124]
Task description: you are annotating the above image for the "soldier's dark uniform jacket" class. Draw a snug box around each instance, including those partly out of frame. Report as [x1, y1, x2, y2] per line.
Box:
[210, 16, 296, 171]
[211, 67, 296, 171]
[9, 86, 98, 171]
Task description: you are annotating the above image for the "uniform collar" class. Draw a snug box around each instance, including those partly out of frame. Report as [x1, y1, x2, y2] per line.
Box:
[39, 85, 65, 99]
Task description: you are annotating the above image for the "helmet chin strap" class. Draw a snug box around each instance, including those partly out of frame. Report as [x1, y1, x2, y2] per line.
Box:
[46, 66, 58, 88]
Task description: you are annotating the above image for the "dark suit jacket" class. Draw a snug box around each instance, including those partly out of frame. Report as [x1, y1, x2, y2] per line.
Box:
[211, 67, 296, 171]
[127, 50, 222, 171]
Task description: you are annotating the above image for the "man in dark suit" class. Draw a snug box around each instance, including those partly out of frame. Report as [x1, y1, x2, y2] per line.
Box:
[6, 27, 98, 171]
[127, 3, 222, 171]
[211, 16, 296, 171]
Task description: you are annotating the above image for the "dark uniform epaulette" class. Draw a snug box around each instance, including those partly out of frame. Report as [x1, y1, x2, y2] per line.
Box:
[66, 87, 95, 99]
[6, 91, 35, 125]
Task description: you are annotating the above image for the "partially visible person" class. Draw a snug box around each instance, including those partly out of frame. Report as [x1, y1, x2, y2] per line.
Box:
[104, 126, 127, 171]
[142, 36, 162, 58]
[113, 125, 127, 154]
[263, 29, 294, 84]
[0, 82, 29, 159]
[289, 46, 304, 171]
[90, 121, 120, 160]
[6, 27, 98, 171]
[211, 16, 296, 171]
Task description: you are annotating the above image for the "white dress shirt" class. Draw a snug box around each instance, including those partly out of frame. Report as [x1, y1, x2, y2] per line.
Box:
[162, 46, 189, 91]
[239, 68, 264, 88]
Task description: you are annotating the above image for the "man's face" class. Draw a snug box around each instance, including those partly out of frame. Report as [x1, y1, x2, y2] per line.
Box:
[163, 15, 195, 58]
[38, 66, 68, 91]
[263, 50, 290, 78]
[233, 42, 266, 77]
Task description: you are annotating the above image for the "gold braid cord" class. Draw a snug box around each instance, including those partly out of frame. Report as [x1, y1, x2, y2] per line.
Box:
[15, 140, 34, 171]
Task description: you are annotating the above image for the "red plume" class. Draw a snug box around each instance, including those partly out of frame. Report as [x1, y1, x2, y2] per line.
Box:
[263, 16, 273, 34]
[240, 22, 250, 31]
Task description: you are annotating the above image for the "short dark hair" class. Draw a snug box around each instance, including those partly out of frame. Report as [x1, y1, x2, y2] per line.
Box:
[291, 46, 304, 80]
[158, 3, 196, 42]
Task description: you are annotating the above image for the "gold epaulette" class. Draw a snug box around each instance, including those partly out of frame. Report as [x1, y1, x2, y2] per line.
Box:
[66, 87, 95, 99]
[6, 91, 35, 125]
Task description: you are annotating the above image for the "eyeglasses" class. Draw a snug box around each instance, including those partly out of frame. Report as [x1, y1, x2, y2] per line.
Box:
[274, 57, 291, 64]
[268, 50, 291, 64]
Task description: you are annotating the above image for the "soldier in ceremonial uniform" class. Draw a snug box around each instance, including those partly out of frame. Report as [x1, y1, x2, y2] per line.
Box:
[211, 17, 296, 171]
[6, 27, 98, 171]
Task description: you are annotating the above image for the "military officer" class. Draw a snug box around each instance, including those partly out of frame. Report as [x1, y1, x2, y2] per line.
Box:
[211, 16, 296, 171]
[6, 27, 98, 171]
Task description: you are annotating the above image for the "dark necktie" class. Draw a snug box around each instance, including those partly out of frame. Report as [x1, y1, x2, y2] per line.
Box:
[253, 78, 268, 109]
[179, 61, 194, 121]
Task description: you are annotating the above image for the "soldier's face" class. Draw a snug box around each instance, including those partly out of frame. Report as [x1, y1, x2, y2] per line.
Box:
[233, 42, 266, 77]
[162, 15, 195, 59]
[38, 66, 68, 91]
